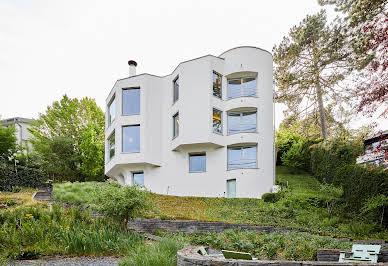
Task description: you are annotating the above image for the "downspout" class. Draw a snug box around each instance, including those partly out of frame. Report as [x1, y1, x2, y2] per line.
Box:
[273, 79, 276, 186]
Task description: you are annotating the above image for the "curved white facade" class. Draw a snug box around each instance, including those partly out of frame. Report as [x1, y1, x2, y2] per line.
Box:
[105, 46, 274, 198]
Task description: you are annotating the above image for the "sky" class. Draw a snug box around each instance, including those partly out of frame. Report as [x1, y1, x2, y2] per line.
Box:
[0, 0, 386, 130]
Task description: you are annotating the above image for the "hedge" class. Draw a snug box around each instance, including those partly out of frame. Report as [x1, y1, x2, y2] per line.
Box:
[0, 165, 48, 191]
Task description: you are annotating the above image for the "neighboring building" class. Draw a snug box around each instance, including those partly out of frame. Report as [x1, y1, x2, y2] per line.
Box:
[357, 130, 388, 168]
[105, 46, 275, 198]
[0, 117, 34, 152]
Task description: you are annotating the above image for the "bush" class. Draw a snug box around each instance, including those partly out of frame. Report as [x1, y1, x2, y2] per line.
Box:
[93, 185, 153, 229]
[281, 138, 312, 171]
[0, 165, 47, 192]
[262, 193, 281, 203]
[310, 137, 363, 183]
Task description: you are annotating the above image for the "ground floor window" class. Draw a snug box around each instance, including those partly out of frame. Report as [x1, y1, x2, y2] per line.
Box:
[189, 153, 206, 172]
[227, 179, 236, 198]
[133, 172, 144, 186]
[227, 145, 257, 170]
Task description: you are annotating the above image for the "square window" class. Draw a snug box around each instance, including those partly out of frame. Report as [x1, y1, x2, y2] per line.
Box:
[189, 153, 206, 172]
[133, 172, 144, 186]
[213, 108, 222, 134]
[213, 71, 222, 98]
[173, 76, 179, 103]
[122, 125, 140, 152]
[173, 112, 179, 138]
[122, 88, 140, 115]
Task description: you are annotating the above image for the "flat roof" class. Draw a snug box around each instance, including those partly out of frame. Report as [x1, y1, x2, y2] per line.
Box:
[0, 117, 34, 126]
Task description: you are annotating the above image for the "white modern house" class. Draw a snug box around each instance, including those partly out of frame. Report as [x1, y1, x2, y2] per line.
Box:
[1, 117, 34, 152]
[105, 46, 275, 198]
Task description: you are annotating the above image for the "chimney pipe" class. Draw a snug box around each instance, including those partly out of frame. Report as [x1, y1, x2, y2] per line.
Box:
[128, 60, 137, 77]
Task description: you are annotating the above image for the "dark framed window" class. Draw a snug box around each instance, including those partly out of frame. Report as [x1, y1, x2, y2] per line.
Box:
[189, 153, 206, 172]
[108, 132, 115, 159]
[213, 108, 222, 134]
[213, 71, 222, 98]
[227, 145, 257, 170]
[122, 125, 140, 152]
[173, 76, 179, 103]
[122, 87, 140, 115]
[227, 110, 257, 134]
[133, 172, 144, 186]
[227, 77, 257, 99]
[173, 112, 179, 138]
[108, 96, 116, 126]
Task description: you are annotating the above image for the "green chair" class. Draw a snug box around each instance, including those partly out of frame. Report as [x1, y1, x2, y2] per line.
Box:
[222, 250, 253, 260]
[339, 244, 381, 263]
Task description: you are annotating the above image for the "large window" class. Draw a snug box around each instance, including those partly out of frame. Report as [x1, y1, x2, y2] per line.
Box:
[213, 71, 222, 98]
[133, 172, 144, 186]
[173, 112, 179, 138]
[227, 110, 257, 134]
[189, 153, 206, 172]
[173, 76, 179, 103]
[213, 108, 222, 134]
[227, 77, 257, 99]
[108, 132, 115, 159]
[108, 96, 116, 126]
[227, 145, 257, 170]
[122, 125, 140, 152]
[122, 88, 140, 115]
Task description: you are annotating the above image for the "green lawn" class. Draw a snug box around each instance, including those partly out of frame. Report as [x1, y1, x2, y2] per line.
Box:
[53, 167, 388, 240]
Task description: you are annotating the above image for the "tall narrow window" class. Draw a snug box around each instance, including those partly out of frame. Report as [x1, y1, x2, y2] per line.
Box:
[227, 110, 257, 134]
[173, 113, 179, 138]
[213, 108, 222, 134]
[108, 96, 116, 126]
[227, 76, 257, 99]
[108, 132, 115, 159]
[122, 125, 140, 152]
[122, 88, 140, 115]
[173, 76, 179, 103]
[227, 146, 257, 170]
[227, 179, 236, 198]
[189, 153, 206, 172]
[213, 71, 222, 98]
[133, 172, 144, 186]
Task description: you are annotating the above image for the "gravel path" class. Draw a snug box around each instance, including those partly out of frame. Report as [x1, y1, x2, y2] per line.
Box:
[8, 256, 121, 266]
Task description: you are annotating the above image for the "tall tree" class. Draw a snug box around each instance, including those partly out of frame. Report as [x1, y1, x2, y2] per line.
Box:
[273, 10, 351, 139]
[0, 125, 17, 161]
[29, 95, 105, 181]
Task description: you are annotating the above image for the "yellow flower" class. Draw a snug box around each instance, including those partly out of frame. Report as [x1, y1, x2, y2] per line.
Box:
[25, 213, 33, 218]
[65, 225, 70, 231]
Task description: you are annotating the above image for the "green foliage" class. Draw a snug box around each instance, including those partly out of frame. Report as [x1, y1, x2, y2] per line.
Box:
[334, 164, 388, 212]
[281, 138, 311, 171]
[93, 185, 153, 229]
[0, 205, 143, 259]
[0, 164, 47, 192]
[0, 125, 17, 161]
[310, 137, 363, 183]
[182, 230, 351, 261]
[361, 194, 388, 227]
[29, 95, 105, 182]
[276, 128, 302, 165]
[119, 238, 184, 266]
[262, 193, 281, 203]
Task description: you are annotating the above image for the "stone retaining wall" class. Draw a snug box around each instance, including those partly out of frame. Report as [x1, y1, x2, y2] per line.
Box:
[178, 247, 384, 266]
[317, 249, 388, 263]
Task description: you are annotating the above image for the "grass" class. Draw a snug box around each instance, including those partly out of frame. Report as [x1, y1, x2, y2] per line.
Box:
[0, 188, 48, 210]
[52, 167, 388, 240]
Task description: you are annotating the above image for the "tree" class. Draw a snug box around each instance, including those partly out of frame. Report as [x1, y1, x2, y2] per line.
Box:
[0, 125, 17, 161]
[29, 95, 105, 181]
[273, 10, 352, 139]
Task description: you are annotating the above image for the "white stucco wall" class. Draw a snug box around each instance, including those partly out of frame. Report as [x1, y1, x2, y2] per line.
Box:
[105, 46, 274, 198]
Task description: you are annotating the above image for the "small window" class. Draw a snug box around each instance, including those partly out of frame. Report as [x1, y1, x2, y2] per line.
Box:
[122, 88, 140, 115]
[122, 125, 140, 152]
[173, 76, 179, 103]
[213, 71, 222, 98]
[227, 179, 236, 198]
[108, 96, 116, 126]
[189, 153, 206, 172]
[108, 132, 115, 159]
[213, 108, 222, 134]
[227, 145, 257, 170]
[227, 110, 257, 134]
[227, 76, 257, 99]
[173, 112, 179, 138]
[133, 172, 144, 186]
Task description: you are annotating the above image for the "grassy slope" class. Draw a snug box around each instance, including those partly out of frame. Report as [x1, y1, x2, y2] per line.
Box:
[0, 188, 48, 210]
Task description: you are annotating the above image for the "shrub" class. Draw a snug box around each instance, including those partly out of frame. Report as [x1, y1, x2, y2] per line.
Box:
[262, 193, 281, 203]
[93, 185, 153, 229]
[310, 137, 363, 183]
[276, 128, 302, 165]
[0, 165, 47, 192]
[281, 138, 312, 171]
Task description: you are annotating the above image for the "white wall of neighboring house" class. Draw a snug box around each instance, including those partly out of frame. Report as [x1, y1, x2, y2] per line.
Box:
[0, 117, 33, 152]
[105, 46, 275, 198]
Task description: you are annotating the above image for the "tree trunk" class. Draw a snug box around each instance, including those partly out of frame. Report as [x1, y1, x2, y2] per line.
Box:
[316, 83, 328, 139]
